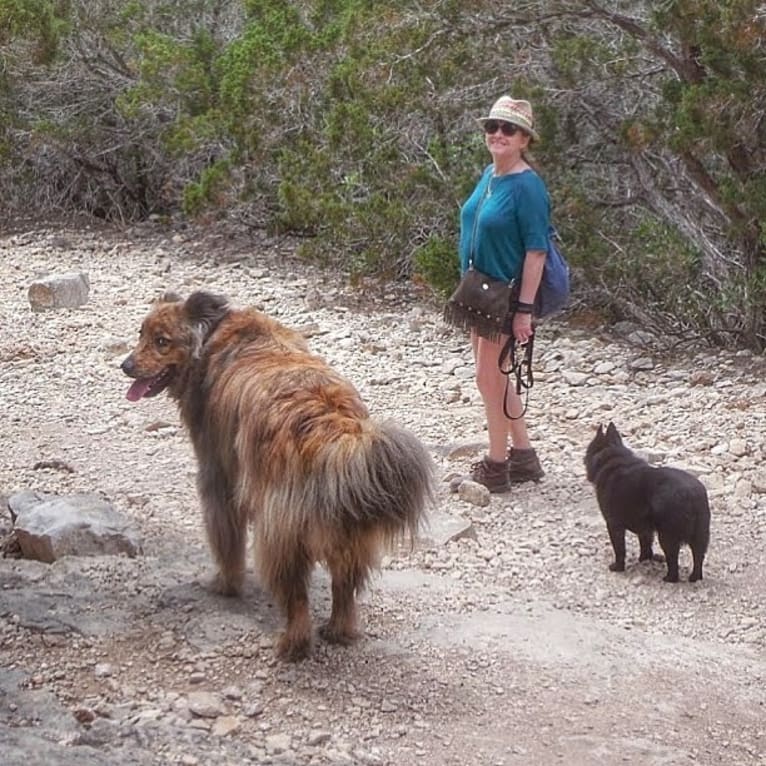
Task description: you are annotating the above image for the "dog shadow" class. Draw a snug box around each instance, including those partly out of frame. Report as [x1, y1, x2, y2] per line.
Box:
[156, 564, 343, 654]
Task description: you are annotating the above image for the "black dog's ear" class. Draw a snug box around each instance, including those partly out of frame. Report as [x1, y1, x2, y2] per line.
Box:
[605, 422, 622, 443]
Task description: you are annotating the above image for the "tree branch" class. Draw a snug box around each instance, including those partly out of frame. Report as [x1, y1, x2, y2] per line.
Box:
[584, 1, 705, 84]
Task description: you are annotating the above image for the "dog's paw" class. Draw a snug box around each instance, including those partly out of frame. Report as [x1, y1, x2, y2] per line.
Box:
[208, 573, 243, 597]
[608, 562, 625, 572]
[276, 633, 312, 662]
[662, 572, 680, 583]
[319, 622, 361, 646]
[688, 572, 703, 583]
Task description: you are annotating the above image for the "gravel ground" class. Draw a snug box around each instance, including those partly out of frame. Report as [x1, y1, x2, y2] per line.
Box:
[1, 221, 765, 765]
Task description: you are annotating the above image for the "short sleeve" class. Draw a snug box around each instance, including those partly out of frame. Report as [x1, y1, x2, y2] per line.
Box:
[515, 175, 550, 253]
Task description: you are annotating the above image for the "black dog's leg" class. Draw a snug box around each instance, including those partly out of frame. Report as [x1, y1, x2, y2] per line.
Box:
[657, 532, 681, 582]
[606, 522, 626, 572]
[689, 544, 705, 582]
[638, 532, 665, 563]
[638, 532, 654, 561]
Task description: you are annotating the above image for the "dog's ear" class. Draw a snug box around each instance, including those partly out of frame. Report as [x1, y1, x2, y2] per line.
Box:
[151, 290, 183, 305]
[160, 290, 183, 304]
[183, 291, 229, 347]
[184, 291, 229, 323]
[605, 422, 622, 443]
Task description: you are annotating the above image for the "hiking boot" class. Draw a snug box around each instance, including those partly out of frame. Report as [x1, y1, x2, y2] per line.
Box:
[507, 447, 544, 483]
[449, 456, 511, 494]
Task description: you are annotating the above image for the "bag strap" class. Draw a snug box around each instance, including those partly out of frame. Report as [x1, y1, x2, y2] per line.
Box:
[498, 332, 535, 420]
[468, 168, 494, 267]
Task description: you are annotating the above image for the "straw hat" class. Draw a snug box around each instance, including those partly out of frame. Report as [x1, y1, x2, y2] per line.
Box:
[478, 96, 540, 142]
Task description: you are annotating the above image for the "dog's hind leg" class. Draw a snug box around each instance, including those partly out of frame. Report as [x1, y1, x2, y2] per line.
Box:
[260, 541, 314, 662]
[657, 532, 681, 582]
[689, 544, 705, 582]
[199, 475, 246, 596]
[320, 538, 375, 646]
[689, 504, 709, 582]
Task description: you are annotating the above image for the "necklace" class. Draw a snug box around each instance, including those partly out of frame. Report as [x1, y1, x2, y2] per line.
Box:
[487, 172, 503, 198]
[487, 162, 526, 197]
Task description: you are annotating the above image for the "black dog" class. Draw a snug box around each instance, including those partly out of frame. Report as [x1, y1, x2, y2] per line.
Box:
[584, 423, 710, 583]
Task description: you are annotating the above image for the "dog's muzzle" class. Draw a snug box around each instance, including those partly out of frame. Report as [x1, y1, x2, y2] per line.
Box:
[121, 355, 137, 377]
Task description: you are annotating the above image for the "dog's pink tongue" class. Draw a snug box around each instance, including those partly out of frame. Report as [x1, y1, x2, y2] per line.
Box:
[126, 379, 152, 402]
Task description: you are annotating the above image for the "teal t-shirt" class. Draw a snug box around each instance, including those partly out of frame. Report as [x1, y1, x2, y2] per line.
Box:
[459, 166, 550, 283]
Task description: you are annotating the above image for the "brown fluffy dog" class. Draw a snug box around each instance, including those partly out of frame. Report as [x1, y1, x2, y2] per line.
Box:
[121, 291, 433, 661]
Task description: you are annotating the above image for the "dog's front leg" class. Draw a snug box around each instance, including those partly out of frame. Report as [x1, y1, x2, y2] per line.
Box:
[606, 521, 626, 572]
[638, 531, 664, 563]
[199, 474, 246, 596]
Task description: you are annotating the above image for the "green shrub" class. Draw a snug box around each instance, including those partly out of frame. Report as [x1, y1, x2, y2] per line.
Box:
[1, 0, 764, 348]
[183, 159, 232, 217]
[413, 236, 460, 298]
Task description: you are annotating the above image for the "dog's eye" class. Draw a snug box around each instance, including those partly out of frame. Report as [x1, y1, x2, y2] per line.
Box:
[156, 336, 170, 349]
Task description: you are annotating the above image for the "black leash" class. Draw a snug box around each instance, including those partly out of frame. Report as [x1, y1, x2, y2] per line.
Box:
[498, 333, 535, 420]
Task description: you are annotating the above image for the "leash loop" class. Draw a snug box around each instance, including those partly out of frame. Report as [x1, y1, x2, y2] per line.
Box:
[498, 332, 534, 420]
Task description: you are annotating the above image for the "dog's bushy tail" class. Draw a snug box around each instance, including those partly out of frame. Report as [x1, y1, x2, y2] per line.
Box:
[312, 419, 434, 543]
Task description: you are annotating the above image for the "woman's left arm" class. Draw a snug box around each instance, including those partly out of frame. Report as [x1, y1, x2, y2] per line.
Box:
[517, 250, 546, 306]
[512, 249, 546, 342]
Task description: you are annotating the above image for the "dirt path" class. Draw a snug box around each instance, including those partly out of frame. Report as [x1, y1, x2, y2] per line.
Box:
[1, 222, 764, 765]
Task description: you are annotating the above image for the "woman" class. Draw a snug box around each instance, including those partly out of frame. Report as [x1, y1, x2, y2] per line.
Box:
[451, 96, 548, 494]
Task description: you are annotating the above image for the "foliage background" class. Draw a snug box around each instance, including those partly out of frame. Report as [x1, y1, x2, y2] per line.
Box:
[1, 0, 764, 349]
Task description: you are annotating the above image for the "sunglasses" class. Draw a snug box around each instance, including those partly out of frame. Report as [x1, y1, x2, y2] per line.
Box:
[484, 120, 522, 137]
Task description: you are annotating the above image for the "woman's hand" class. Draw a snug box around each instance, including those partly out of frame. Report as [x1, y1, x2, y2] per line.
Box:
[512, 310, 534, 343]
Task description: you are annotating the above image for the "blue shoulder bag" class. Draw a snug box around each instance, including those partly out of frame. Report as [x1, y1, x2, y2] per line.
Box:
[533, 226, 570, 319]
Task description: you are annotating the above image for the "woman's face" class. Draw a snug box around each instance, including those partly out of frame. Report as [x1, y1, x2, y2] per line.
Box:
[483, 120, 530, 159]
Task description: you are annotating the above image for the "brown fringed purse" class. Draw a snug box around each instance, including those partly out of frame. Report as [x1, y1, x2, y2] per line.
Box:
[443, 267, 517, 342]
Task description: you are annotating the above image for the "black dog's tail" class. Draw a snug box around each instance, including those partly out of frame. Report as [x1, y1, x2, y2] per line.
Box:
[694, 490, 711, 554]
